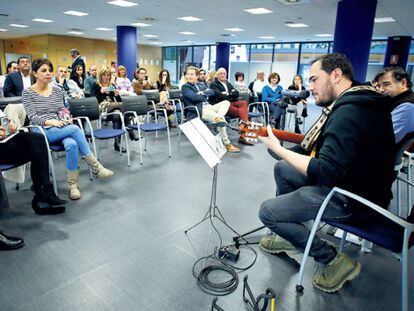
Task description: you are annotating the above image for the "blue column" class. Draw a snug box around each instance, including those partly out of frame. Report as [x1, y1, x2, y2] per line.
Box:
[215, 42, 230, 72]
[116, 26, 137, 81]
[332, 0, 377, 83]
[384, 36, 412, 69]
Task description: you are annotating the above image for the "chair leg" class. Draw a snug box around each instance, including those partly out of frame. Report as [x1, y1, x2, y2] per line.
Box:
[339, 231, 347, 253]
[397, 175, 402, 217]
[124, 134, 131, 167]
[0, 173, 12, 219]
[144, 132, 148, 151]
[49, 151, 58, 195]
[402, 231, 410, 311]
[166, 129, 172, 158]
[407, 164, 411, 218]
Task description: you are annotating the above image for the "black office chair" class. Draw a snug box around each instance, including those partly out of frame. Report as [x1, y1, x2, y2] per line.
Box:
[0, 97, 22, 111]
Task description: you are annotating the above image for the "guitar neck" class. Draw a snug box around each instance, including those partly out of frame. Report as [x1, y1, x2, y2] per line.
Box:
[260, 128, 304, 144]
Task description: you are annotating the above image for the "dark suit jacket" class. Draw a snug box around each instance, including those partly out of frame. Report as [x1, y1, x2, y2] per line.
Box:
[209, 78, 239, 104]
[71, 56, 86, 74]
[3, 72, 24, 97]
[181, 82, 214, 119]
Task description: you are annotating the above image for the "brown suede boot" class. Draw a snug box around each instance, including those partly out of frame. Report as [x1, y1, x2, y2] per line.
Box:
[67, 170, 81, 200]
[84, 154, 114, 178]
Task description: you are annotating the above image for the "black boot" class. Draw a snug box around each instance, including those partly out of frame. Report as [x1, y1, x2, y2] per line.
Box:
[0, 231, 24, 250]
[114, 138, 127, 153]
[32, 184, 66, 215]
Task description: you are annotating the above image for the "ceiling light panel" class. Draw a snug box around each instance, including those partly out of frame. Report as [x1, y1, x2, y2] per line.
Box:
[244, 8, 273, 14]
[178, 31, 196, 35]
[285, 22, 309, 28]
[95, 27, 113, 31]
[314, 33, 332, 37]
[63, 11, 89, 16]
[178, 16, 202, 22]
[32, 18, 53, 23]
[0, 28, 8, 32]
[374, 17, 396, 23]
[143, 34, 158, 38]
[9, 24, 28, 28]
[68, 31, 84, 35]
[131, 22, 151, 27]
[225, 28, 245, 32]
[259, 36, 275, 39]
[107, 0, 138, 7]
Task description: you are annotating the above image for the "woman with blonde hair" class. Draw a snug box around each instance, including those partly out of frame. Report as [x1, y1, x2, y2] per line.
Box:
[115, 65, 133, 96]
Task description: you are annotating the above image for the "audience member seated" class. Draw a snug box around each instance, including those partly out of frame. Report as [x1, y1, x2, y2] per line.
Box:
[92, 65, 130, 151]
[0, 108, 66, 215]
[249, 70, 267, 101]
[209, 68, 252, 146]
[178, 73, 188, 90]
[197, 69, 208, 88]
[51, 66, 84, 106]
[22, 58, 113, 200]
[374, 66, 414, 144]
[4, 56, 32, 97]
[132, 67, 154, 95]
[181, 66, 240, 153]
[84, 65, 98, 97]
[234, 71, 250, 93]
[157, 69, 176, 127]
[0, 61, 18, 97]
[287, 74, 307, 133]
[206, 70, 216, 86]
[258, 53, 395, 293]
[115, 65, 134, 96]
[70, 64, 85, 90]
[70, 48, 85, 75]
[262, 72, 284, 129]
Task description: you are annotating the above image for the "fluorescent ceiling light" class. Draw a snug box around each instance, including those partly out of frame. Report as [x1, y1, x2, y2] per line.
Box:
[314, 33, 332, 37]
[131, 22, 151, 27]
[178, 31, 196, 35]
[285, 22, 309, 28]
[143, 34, 158, 38]
[374, 17, 396, 23]
[63, 10, 89, 16]
[68, 31, 84, 35]
[95, 27, 113, 31]
[178, 16, 202, 22]
[150, 42, 162, 45]
[107, 0, 138, 7]
[225, 28, 245, 32]
[9, 23, 28, 28]
[244, 7, 273, 14]
[0, 28, 8, 32]
[259, 36, 275, 39]
[32, 18, 53, 23]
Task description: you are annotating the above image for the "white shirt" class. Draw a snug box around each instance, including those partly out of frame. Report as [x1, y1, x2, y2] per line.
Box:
[220, 81, 229, 93]
[253, 79, 267, 94]
[21, 72, 31, 90]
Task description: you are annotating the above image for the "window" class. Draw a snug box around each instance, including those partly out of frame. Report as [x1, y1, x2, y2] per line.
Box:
[271, 43, 300, 89]
[248, 44, 273, 83]
[178, 46, 193, 79]
[298, 43, 329, 86]
[229, 44, 250, 83]
[407, 40, 414, 83]
[193, 46, 210, 72]
[365, 40, 387, 82]
[162, 47, 177, 83]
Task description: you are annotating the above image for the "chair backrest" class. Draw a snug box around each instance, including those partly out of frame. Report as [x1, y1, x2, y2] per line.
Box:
[0, 96, 22, 111]
[68, 97, 100, 121]
[238, 91, 249, 102]
[122, 95, 148, 115]
[168, 89, 182, 100]
[142, 89, 160, 103]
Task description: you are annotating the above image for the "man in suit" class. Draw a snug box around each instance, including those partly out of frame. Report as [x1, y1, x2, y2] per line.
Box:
[209, 68, 252, 145]
[3, 56, 31, 97]
[70, 48, 86, 75]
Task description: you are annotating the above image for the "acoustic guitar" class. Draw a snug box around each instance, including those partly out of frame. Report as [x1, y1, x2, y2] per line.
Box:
[239, 121, 304, 144]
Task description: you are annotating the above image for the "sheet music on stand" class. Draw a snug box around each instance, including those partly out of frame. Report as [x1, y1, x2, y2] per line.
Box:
[179, 118, 226, 168]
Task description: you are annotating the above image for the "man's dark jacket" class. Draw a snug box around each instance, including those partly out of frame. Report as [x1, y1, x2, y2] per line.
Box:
[3, 72, 24, 97]
[306, 87, 395, 209]
[209, 78, 239, 104]
[181, 82, 214, 120]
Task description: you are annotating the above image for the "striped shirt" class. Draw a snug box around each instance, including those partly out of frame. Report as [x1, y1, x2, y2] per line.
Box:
[22, 86, 65, 126]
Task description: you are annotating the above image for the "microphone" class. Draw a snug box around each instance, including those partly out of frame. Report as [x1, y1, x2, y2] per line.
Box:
[279, 89, 310, 99]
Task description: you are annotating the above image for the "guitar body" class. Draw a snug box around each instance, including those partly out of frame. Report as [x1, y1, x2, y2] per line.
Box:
[239, 121, 304, 144]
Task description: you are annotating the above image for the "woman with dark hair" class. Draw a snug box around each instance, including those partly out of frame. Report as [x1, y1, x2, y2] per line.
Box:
[70, 64, 85, 89]
[234, 71, 250, 93]
[156, 69, 176, 127]
[287, 74, 307, 133]
[22, 58, 113, 200]
[262, 72, 284, 128]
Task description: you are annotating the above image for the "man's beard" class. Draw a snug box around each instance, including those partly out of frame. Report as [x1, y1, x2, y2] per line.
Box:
[315, 80, 335, 107]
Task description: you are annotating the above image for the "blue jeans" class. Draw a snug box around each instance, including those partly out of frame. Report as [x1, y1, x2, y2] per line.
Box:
[259, 160, 354, 264]
[44, 124, 92, 171]
[268, 103, 284, 128]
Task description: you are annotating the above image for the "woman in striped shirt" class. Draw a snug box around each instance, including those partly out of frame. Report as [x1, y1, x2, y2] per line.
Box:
[22, 58, 113, 200]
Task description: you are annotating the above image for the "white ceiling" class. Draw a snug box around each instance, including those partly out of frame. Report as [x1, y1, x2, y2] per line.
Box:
[0, 0, 413, 46]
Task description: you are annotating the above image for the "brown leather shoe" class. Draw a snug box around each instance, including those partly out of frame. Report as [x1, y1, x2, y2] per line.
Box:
[238, 137, 254, 146]
[225, 143, 240, 153]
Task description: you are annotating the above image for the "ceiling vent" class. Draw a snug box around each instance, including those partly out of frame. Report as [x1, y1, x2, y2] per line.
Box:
[143, 17, 155, 21]
[0, 13, 10, 17]
[220, 34, 231, 37]
[276, 0, 309, 5]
